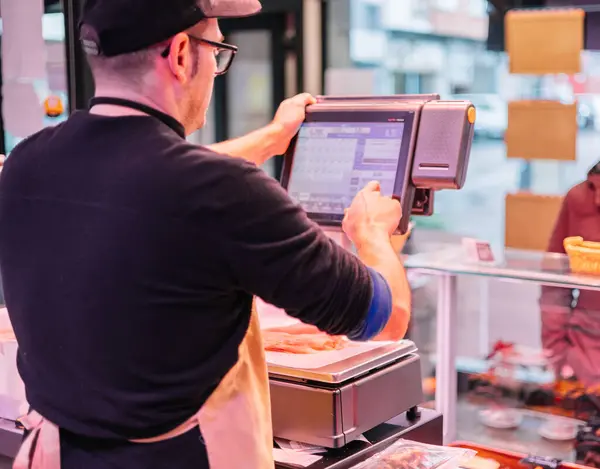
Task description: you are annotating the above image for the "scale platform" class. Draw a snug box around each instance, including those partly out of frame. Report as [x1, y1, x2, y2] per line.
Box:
[268, 339, 417, 383]
[268, 340, 424, 448]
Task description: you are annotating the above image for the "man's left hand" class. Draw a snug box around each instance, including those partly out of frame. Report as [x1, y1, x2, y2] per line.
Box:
[206, 95, 315, 164]
[270, 93, 317, 154]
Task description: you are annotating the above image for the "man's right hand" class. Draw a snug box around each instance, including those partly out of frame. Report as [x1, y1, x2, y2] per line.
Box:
[342, 181, 410, 342]
[342, 181, 402, 247]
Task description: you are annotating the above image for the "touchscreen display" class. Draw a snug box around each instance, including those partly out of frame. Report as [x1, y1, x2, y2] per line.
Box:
[287, 122, 406, 217]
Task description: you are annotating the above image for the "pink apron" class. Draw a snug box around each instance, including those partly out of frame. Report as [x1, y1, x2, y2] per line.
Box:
[13, 301, 274, 469]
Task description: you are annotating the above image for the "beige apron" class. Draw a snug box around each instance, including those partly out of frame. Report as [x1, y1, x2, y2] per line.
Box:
[14, 300, 274, 469]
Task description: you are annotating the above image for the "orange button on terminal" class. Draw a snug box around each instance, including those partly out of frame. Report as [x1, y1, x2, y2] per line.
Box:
[467, 106, 476, 124]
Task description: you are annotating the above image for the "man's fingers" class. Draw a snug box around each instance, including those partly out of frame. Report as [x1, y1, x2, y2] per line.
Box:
[362, 181, 381, 193]
[295, 93, 317, 106]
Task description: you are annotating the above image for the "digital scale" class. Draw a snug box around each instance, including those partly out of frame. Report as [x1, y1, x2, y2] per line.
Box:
[270, 93, 475, 468]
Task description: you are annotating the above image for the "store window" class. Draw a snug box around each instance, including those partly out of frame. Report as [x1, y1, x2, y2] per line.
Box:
[328, 0, 599, 250]
[0, 0, 68, 154]
[436, 0, 459, 12]
[364, 4, 382, 30]
[469, 0, 488, 17]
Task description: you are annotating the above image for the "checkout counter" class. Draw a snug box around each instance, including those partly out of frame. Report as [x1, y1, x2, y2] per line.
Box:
[268, 94, 475, 468]
[0, 94, 475, 467]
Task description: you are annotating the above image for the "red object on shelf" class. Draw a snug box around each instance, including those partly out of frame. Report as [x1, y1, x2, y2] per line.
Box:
[486, 341, 516, 361]
[450, 442, 588, 469]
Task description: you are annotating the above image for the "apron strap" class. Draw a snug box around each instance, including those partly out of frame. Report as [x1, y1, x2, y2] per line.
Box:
[13, 411, 61, 469]
[130, 414, 199, 444]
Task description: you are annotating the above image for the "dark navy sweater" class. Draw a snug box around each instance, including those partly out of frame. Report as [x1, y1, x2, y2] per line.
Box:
[0, 111, 379, 443]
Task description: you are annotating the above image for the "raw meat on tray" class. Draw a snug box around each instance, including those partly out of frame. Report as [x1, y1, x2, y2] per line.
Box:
[263, 324, 349, 354]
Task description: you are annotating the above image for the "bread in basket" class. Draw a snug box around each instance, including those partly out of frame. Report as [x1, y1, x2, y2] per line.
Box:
[564, 236, 600, 275]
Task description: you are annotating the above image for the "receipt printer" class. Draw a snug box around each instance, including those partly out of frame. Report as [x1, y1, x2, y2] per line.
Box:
[280, 94, 475, 234]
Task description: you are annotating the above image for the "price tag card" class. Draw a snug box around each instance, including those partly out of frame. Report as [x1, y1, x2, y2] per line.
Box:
[462, 238, 496, 264]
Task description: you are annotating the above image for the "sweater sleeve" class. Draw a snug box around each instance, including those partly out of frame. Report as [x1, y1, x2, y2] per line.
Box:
[211, 159, 375, 337]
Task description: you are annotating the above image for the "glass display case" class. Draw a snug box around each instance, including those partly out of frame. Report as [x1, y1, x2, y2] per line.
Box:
[405, 245, 600, 456]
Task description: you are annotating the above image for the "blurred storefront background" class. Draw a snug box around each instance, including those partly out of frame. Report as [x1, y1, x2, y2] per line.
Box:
[2, 0, 599, 365]
[326, 0, 600, 250]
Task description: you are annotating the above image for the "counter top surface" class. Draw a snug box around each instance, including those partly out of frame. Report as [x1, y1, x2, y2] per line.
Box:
[405, 245, 600, 290]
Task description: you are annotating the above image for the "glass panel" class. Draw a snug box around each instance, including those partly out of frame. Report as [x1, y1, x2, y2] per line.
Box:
[464, 282, 600, 459]
[1, 1, 68, 154]
[327, 0, 600, 250]
[226, 30, 275, 176]
[412, 268, 598, 459]
[405, 247, 600, 290]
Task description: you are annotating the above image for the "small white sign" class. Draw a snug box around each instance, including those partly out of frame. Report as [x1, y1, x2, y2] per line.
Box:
[462, 237, 496, 264]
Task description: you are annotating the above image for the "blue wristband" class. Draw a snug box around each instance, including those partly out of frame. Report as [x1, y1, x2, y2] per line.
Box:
[348, 268, 392, 341]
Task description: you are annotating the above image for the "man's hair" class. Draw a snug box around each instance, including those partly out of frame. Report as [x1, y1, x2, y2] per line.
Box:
[589, 161, 600, 176]
[86, 47, 164, 80]
[82, 23, 202, 84]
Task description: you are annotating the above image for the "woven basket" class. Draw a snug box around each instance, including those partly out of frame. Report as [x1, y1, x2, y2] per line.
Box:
[564, 236, 600, 275]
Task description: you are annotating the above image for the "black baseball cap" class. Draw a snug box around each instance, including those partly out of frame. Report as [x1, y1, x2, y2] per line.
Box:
[80, 0, 262, 57]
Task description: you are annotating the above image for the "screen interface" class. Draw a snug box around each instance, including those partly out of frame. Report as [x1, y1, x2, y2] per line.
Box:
[287, 122, 407, 218]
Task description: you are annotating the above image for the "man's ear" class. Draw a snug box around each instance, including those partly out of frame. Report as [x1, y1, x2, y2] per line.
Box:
[166, 33, 191, 83]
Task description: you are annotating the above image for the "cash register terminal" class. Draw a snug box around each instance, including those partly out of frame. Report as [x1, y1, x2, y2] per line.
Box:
[280, 94, 475, 234]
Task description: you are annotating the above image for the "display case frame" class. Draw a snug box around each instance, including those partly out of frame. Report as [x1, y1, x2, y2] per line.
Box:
[405, 246, 600, 444]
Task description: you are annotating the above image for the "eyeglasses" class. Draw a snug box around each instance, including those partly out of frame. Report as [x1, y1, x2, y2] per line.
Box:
[161, 35, 238, 76]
